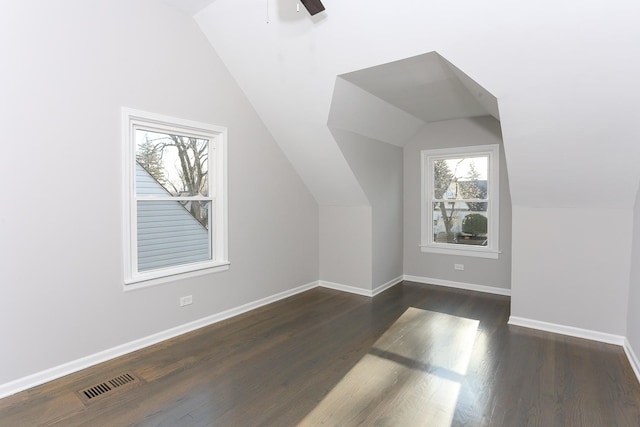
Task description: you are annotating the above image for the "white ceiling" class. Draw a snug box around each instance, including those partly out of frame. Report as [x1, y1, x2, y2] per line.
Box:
[340, 52, 498, 124]
[161, 0, 215, 15]
[326, 52, 499, 148]
[327, 76, 425, 148]
[194, 0, 640, 208]
[161, 3, 500, 128]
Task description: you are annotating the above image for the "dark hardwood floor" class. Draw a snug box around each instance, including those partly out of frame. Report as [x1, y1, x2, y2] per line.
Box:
[2, 281, 640, 426]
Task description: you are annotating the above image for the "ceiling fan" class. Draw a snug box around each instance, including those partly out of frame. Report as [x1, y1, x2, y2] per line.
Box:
[299, 0, 325, 15]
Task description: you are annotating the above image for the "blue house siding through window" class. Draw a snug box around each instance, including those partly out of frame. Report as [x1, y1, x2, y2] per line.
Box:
[136, 164, 210, 271]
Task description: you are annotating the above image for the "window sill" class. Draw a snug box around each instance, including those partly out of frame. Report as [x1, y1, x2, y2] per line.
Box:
[419, 245, 500, 259]
[124, 262, 230, 291]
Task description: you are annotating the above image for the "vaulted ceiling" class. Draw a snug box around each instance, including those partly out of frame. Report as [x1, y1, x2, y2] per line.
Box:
[162, 0, 215, 15]
[340, 52, 498, 124]
[167, 0, 640, 209]
[329, 52, 499, 148]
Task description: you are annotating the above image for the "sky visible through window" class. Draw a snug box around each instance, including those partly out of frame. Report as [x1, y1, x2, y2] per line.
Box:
[442, 156, 487, 181]
[136, 130, 215, 197]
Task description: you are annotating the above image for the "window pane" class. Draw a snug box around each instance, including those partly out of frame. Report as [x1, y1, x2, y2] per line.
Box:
[135, 130, 209, 197]
[433, 156, 488, 200]
[137, 200, 211, 271]
[432, 202, 488, 246]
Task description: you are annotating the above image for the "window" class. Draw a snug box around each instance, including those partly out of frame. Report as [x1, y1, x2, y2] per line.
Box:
[421, 144, 499, 259]
[123, 108, 228, 287]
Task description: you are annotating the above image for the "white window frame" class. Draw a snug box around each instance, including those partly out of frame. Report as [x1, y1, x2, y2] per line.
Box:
[122, 108, 229, 289]
[420, 144, 500, 259]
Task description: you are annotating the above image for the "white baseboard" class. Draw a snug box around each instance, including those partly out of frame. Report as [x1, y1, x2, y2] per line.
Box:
[319, 280, 373, 297]
[624, 338, 640, 385]
[403, 275, 511, 296]
[318, 276, 403, 298]
[372, 276, 404, 296]
[508, 316, 625, 346]
[0, 280, 319, 400]
[4, 276, 635, 401]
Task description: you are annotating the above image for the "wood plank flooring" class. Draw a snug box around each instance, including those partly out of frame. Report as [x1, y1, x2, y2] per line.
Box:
[2, 281, 640, 426]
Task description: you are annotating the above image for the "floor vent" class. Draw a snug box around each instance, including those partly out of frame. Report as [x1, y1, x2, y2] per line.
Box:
[78, 373, 140, 403]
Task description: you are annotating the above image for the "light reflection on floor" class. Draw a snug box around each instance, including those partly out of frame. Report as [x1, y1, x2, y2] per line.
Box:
[299, 307, 479, 426]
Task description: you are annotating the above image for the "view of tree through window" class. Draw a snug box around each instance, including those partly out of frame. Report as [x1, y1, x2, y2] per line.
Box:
[432, 155, 488, 245]
[136, 131, 211, 228]
[123, 108, 229, 285]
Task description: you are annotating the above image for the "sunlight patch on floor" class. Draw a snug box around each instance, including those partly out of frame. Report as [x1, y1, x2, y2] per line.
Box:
[299, 307, 479, 426]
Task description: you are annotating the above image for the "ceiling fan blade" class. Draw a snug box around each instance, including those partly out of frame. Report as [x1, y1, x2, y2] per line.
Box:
[300, 0, 325, 16]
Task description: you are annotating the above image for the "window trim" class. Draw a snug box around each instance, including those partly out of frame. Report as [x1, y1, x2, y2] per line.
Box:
[122, 108, 229, 289]
[420, 144, 500, 259]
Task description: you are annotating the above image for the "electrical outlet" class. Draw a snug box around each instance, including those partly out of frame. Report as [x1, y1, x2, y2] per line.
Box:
[454, 264, 464, 271]
[179, 295, 193, 307]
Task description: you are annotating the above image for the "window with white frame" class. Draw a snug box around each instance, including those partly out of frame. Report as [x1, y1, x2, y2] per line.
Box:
[421, 144, 499, 259]
[123, 108, 228, 287]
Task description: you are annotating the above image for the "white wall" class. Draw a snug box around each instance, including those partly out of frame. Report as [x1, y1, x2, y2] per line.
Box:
[512, 207, 631, 335]
[403, 117, 512, 290]
[319, 206, 372, 291]
[627, 186, 640, 355]
[0, 0, 318, 387]
[331, 129, 404, 288]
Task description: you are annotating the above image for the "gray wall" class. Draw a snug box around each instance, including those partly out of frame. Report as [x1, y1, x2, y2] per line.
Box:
[332, 129, 404, 289]
[628, 185, 640, 358]
[403, 117, 512, 290]
[511, 206, 631, 334]
[319, 206, 373, 290]
[0, 0, 318, 386]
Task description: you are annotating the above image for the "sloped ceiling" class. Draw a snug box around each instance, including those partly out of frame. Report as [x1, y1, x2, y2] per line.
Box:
[327, 52, 499, 148]
[192, 0, 640, 209]
[340, 52, 498, 124]
[161, 0, 215, 15]
[326, 76, 425, 148]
